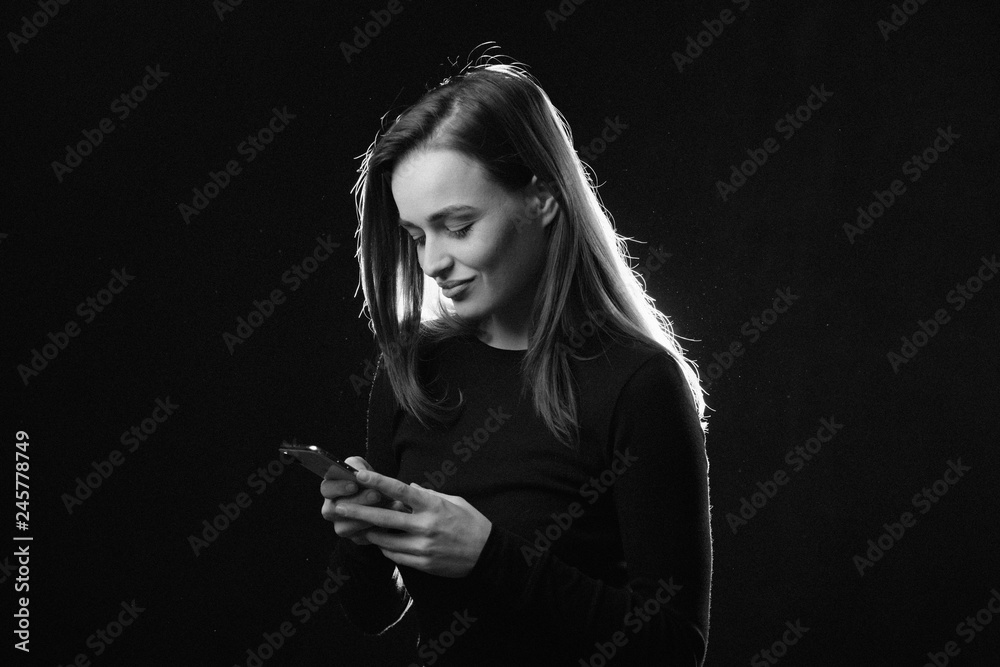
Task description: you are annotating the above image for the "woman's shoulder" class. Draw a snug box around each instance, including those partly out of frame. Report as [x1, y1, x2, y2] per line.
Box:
[573, 333, 682, 381]
[572, 334, 699, 418]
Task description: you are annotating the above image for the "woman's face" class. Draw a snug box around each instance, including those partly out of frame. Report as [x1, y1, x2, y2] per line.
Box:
[391, 148, 556, 346]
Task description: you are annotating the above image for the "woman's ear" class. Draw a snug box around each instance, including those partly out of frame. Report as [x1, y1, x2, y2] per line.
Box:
[526, 175, 560, 227]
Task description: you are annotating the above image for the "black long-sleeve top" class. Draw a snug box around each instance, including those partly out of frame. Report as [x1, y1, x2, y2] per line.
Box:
[329, 332, 712, 666]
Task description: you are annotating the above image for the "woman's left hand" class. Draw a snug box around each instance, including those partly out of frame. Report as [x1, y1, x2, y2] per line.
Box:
[333, 470, 492, 578]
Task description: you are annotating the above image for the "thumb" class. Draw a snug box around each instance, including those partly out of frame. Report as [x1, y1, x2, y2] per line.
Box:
[344, 456, 371, 472]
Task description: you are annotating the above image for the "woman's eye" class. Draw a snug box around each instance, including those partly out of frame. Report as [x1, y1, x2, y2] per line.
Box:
[407, 224, 473, 247]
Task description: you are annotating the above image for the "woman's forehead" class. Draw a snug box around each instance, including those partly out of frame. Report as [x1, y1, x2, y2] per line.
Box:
[391, 150, 499, 219]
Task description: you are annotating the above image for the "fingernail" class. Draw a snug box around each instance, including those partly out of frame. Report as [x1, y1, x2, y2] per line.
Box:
[355, 471, 370, 483]
[345, 483, 357, 494]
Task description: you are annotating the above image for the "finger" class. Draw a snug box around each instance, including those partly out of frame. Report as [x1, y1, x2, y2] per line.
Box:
[389, 500, 412, 513]
[334, 520, 374, 538]
[321, 499, 373, 532]
[344, 456, 370, 471]
[354, 470, 429, 509]
[364, 530, 415, 553]
[320, 478, 358, 499]
[374, 546, 425, 571]
[336, 501, 416, 531]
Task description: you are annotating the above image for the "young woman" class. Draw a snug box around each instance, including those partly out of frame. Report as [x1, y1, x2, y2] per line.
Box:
[321, 58, 712, 666]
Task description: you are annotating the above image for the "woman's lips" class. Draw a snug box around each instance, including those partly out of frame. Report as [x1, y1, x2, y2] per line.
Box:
[440, 278, 472, 299]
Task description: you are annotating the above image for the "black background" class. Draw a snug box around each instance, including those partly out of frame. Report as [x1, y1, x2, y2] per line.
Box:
[6, 0, 999, 665]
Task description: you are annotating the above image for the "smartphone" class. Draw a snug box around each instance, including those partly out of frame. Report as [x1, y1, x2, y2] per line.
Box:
[279, 443, 396, 509]
[279, 444, 360, 480]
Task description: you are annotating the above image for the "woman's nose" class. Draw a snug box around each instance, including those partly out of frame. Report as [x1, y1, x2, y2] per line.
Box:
[421, 234, 452, 277]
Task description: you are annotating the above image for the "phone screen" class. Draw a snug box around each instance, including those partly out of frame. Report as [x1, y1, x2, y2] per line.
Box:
[279, 445, 357, 480]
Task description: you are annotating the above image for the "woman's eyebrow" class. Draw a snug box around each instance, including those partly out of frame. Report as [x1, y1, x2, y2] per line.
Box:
[398, 205, 477, 227]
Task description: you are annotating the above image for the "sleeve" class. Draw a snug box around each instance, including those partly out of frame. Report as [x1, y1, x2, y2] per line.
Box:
[463, 351, 712, 664]
[328, 353, 413, 635]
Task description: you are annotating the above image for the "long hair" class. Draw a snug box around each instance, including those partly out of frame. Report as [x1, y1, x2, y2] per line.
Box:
[353, 57, 707, 447]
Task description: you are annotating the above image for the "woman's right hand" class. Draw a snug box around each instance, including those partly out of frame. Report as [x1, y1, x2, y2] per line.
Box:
[321, 456, 387, 545]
